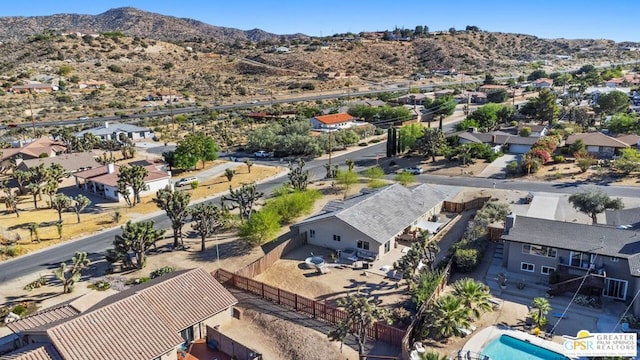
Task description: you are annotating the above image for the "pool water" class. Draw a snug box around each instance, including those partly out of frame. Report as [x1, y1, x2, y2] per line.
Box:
[481, 335, 568, 360]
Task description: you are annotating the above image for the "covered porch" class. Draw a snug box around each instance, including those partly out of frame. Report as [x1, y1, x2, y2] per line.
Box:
[177, 339, 231, 360]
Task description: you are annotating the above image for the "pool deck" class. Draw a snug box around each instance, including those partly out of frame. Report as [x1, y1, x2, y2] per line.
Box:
[462, 325, 571, 359]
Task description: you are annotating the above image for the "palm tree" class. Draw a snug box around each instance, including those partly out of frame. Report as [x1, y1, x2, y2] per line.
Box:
[419, 351, 448, 360]
[529, 297, 551, 328]
[452, 278, 493, 320]
[424, 294, 471, 339]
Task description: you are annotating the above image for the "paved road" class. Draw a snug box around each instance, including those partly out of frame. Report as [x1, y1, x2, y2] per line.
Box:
[2, 140, 639, 284]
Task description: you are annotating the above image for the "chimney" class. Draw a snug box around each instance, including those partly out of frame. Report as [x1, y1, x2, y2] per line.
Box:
[492, 134, 497, 144]
[104, 121, 109, 129]
[106, 163, 115, 174]
[505, 213, 516, 233]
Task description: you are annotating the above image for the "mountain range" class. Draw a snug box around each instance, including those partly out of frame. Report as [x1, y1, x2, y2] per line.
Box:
[0, 7, 307, 43]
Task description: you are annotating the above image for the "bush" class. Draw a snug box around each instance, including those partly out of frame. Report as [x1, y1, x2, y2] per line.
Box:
[190, 181, 199, 189]
[519, 127, 532, 137]
[506, 160, 521, 176]
[150, 266, 175, 279]
[11, 305, 27, 316]
[453, 248, 480, 272]
[358, 142, 368, 146]
[262, 189, 321, 224]
[90, 280, 111, 291]
[487, 151, 503, 162]
[239, 208, 282, 246]
[553, 155, 565, 163]
[368, 179, 388, 188]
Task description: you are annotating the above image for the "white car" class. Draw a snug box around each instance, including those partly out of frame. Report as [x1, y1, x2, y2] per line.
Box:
[78, 116, 90, 120]
[403, 166, 423, 175]
[254, 151, 270, 158]
[175, 176, 197, 187]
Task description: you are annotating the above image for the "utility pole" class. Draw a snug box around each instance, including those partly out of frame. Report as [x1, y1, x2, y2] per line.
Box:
[328, 131, 333, 173]
[27, 89, 37, 137]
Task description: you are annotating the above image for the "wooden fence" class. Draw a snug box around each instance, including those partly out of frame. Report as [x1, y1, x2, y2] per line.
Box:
[487, 225, 505, 242]
[442, 196, 491, 213]
[213, 269, 406, 347]
[400, 258, 453, 360]
[235, 232, 307, 278]
[206, 325, 262, 360]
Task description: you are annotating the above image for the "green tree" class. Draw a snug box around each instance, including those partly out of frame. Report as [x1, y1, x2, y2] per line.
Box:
[328, 288, 391, 355]
[174, 133, 219, 169]
[613, 148, 640, 175]
[597, 91, 630, 115]
[224, 168, 235, 182]
[53, 251, 90, 293]
[419, 351, 448, 360]
[416, 128, 448, 162]
[424, 294, 471, 339]
[58, 65, 73, 77]
[335, 169, 359, 199]
[529, 297, 551, 328]
[238, 208, 281, 246]
[452, 278, 492, 320]
[399, 123, 425, 152]
[605, 113, 640, 134]
[468, 103, 502, 130]
[534, 88, 559, 125]
[483, 73, 496, 85]
[0, 182, 20, 217]
[71, 194, 91, 223]
[116, 165, 149, 207]
[568, 189, 624, 224]
[486, 89, 509, 103]
[154, 187, 191, 249]
[50, 193, 71, 222]
[222, 183, 264, 223]
[43, 163, 68, 206]
[288, 158, 309, 191]
[430, 94, 457, 119]
[12, 169, 32, 195]
[190, 203, 230, 252]
[113, 221, 165, 269]
[244, 159, 253, 173]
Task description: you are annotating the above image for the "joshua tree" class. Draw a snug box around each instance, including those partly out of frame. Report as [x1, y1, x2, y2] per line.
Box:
[53, 251, 90, 293]
[113, 221, 165, 269]
[224, 168, 235, 182]
[50, 194, 72, 222]
[287, 158, 309, 191]
[190, 203, 230, 252]
[71, 194, 92, 223]
[244, 159, 253, 173]
[222, 183, 263, 223]
[154, 187, 191, 249]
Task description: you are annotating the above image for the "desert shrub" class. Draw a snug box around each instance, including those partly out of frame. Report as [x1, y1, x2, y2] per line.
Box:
[487, 151, 503, 162]
[190, 181, 199, 189]
[390, 307, 412, 327]
[127, 277, 150, 285]
[519, 127, 532, 137]
[363, 166, 384, 179]
[412, 269, 444, 308]
[453, 248, 480, 272]
[23, 276, 47, 291]
[553, 155, 565, 163]
[11, 305, 27, 316]
[262, 189, 321, 224]
[150, 266, 175, 279]
[358, 142, 368, 146]
[112, 210, 122, 223]
[89, 280, 111, 291]
[510, 121, 519, 127]
[239, 208, 281, 246]
[368, 179, 388, 189]
[506, 160, 521, 176]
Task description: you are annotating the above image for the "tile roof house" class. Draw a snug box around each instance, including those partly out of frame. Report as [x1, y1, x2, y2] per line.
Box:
[75, 122, 153, 142]
[566, 132, 629, 158]
[73, 163, 170, 202]
[291, 183, 459, 260]
[1, 138, 67, 171]
[501, 214, 640, 315]
[17, 152, 101, 174]
[310, 113, 359, 132]
[533, 78, 554, 88]
[9, 84, 58, 94]
[5, 268, 237, 360]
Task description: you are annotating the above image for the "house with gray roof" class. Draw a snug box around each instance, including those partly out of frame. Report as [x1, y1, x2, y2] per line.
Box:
[566, 132, 629, 158]
[75, 121, 153, 142]
[5, 268, 237, 360]
[291, 183, 459, 260]
[457, 131, 539, 154]
[501, 214, 640, 315]
[605, 207, 640, 230]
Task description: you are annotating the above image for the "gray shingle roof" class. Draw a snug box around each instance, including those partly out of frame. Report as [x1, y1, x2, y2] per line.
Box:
[458, 132, 539, 145]
[76, 122, 150, 137]
[502, 215, 640, 276]
[605, 207, 640, 228]
[295, 183, 458, 244]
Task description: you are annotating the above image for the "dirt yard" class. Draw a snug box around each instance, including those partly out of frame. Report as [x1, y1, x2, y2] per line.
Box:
[387, 154, 491, 178]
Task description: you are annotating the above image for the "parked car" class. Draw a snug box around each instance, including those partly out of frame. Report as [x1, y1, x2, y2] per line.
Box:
[403, 166, 423, 175]
[78, 116, 90, 120]
[254, 150, 270, 158]
[120, 114, 130, 118]
[175, 176, 197, 187]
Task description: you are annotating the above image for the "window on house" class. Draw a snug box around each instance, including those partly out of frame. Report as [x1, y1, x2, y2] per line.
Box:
[610, 257, 620, 263]
[522, 244, 557, 258]
[333, 234, 341, 242]
[520, 262, 535, 272]
[569, 251, 595, 268]
[541, 266, 555, 275]
[357, 240, 370, 250]
[309, 229, 315, 238]
[384, 241, 390, 253]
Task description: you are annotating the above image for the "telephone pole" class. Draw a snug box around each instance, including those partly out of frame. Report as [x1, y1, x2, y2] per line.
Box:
[27, 89, 37, 136]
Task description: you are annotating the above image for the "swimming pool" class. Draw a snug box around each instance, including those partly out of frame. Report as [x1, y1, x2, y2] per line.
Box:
[481, 334, 568, 360]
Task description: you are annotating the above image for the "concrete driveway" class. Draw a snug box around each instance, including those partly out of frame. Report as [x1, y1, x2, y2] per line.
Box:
[477, 153, 519, 179]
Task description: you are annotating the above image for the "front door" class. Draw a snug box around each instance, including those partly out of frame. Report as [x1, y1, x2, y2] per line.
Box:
[603, 278, 628, 300]
[180, 326, 194, 343]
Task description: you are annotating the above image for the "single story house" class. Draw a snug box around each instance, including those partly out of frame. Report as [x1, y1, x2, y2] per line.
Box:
[478, 84, 508, 93]
[75, 122, 153, 142]
[0, 137, 67, 170]
[6, 268, 237, 360]
[533, 78, 554, 89]
[434, 89, 455, 98]
[291, 183, 459, 260]
[614, 134, 640, 148]
[73, 163, 170, 202]
[605, 207, 640, 230]
[565, 132, 629, 158]
[457, 91, 487, 104]
[17, 152, 101, 174]
[395, 93, 431, 105]
[457, 131, 539, 154]
[516, 124, 548, 137]
[157, 91, 184, 102]
[604, 78, 624, 88]
[9, 84, 58, 94]
[310, 113, 358, 132]
[501, 214, 640, 315]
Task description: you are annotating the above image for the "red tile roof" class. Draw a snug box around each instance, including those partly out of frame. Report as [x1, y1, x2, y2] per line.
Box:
[73, 164, 170, 187]
[2, 343, 62, 360]
[313, 113, 355, 125]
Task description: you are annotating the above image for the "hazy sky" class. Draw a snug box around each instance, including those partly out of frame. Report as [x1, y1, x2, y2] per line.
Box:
[2, 0, 637, 42]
